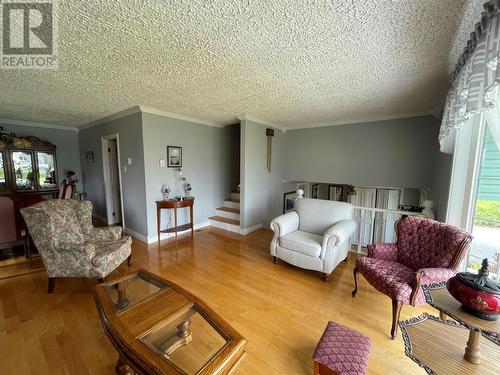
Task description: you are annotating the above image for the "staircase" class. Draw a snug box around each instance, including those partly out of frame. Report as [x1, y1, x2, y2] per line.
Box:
[209, 192, 240, 233]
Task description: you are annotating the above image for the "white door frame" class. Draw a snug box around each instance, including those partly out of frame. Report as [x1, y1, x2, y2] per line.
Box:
[101, 134, 125, 226]
[446, 114, 486, 230]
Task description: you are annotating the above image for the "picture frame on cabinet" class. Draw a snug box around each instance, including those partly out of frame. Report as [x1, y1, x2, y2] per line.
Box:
[283, 191, 297, 213]
[312, 184, 319, 199]
[328, 185, 343, 201]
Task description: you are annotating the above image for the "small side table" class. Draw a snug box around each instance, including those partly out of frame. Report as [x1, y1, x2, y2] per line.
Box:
[156, 198, 195, 244]
[424, 286, 500, 365]
[399, 313, 500, 375]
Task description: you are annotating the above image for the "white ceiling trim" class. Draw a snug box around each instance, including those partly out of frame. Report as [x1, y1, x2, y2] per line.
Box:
[140, 106, 224, 128]
[289, 111, 438, 131]
[237, 114, 286, 133]
[0, 118, 79, 133]
[78, 106, 142, 131]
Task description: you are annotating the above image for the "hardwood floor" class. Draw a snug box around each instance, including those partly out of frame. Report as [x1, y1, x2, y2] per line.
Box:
[0, 228, 434, 374]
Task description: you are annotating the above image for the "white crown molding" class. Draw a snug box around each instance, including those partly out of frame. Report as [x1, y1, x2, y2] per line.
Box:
[5, 108, 439, 134]
[0, 118, 79, 133]
[237, 114, 286, 133]
[140, 106, 224, 128]
[78, 106, 142, 131]
[286, 111, 437, 131]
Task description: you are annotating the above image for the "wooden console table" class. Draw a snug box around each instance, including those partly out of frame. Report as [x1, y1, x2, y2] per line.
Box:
[156, 198, 195, 244]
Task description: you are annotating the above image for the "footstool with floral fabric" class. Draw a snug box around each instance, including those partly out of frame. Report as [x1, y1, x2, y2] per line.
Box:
[313, 321, 371, 375]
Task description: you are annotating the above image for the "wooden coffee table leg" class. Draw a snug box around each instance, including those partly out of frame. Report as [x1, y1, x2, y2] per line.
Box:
[464, 328, 481, 364]
[115, 354, 132, 375]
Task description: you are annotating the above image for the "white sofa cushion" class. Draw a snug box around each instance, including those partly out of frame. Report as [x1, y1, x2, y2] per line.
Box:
[294, 198, 353, 235]
[279, 231, 322, 257]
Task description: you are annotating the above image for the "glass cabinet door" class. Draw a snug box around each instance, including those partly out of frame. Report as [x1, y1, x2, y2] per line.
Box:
[11, 151, 35, 191]
[0, 150, 6, 190]
[36, 151, 57, 190]
[0, 150, 7, 190]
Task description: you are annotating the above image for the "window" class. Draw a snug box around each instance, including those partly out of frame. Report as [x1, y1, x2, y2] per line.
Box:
[466, 107, 500, 280]
[11, 151, 35, 190]
[36, 151, 57, 190]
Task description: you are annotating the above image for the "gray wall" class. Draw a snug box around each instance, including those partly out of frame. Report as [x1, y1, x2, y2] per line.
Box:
[141, 112, 233, 241]
[79, 112, 148, 237]
[283, 116, 440, 188]
[432, 150, 453, 222]
[240, 119, 293, 229]
[0, 123, 81, 189]
[227, 124, 240, 190]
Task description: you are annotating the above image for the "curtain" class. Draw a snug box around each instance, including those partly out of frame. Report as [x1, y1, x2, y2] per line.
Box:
[439, 1, 500, 153]
[484, 95, 500, 151]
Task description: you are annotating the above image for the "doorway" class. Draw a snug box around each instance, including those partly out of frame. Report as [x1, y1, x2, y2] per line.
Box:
[102, 135, 123, 226]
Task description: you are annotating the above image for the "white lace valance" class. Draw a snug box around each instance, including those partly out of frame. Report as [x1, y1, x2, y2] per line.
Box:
[440, 0, 500, 153]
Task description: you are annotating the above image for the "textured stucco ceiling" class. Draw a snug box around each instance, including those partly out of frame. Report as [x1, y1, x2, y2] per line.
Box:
[0, 0, 475, 129]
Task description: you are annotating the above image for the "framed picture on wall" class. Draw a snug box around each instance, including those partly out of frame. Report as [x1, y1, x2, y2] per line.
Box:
[283, 191, 297, 213]
[167, 146, 182, 168]
[328, 185, 344, 201]
[312, 184, 319, 199]
[86, 151, 95, 163]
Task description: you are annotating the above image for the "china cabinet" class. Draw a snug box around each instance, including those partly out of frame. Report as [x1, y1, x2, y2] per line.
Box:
[0, 135, 59, 198]
[0, 135, 59, 257]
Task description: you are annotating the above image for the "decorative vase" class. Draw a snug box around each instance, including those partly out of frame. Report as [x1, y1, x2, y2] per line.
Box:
[446, 259, 500, 321]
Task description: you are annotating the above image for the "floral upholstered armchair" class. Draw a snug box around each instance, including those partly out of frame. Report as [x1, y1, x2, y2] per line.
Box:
[352, 216, 472, 339]
[21, 200, 132, 293]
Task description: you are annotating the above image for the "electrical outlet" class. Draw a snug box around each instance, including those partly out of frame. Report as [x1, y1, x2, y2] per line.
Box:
[128, 158, 132, 165]
[123, 165, 127, 173]
[159, 159, 166, 167]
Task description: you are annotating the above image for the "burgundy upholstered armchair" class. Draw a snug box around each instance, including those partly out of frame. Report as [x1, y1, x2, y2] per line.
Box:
[352, 216, 472, 339]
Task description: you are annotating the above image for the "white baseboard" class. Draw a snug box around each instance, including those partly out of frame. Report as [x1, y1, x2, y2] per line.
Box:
[123, 227, 148, 243]
[146, 221, 209, 244]
[240, 223, 262, 235]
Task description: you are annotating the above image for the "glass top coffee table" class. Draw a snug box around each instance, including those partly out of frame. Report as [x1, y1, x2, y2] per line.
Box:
[95, 270, 246, 375]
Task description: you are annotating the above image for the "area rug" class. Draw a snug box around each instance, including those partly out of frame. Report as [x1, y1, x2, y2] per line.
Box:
[399, 313, 500, 375]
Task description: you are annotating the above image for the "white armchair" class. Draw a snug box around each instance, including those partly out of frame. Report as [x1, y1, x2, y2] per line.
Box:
[270, 197, 356, 280]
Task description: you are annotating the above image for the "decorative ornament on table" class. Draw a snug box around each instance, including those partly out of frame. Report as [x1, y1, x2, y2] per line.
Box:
[67, 170, 79, 185]
[61, 171, 79, 192]
[161, 185, 170, 200]
[184, 182, 192, 199]
[447, 258, 500, 321]
[296, 189, 304, 199]
[174, 168, 183, 200]
[421, 200, 435, 219]
[345, 185, 356, 196]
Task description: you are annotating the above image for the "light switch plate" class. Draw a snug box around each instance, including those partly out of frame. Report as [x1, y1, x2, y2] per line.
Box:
[159, 159, 166, 167]
[128, 158, 132, 165]
[123, 166, 127, 173]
